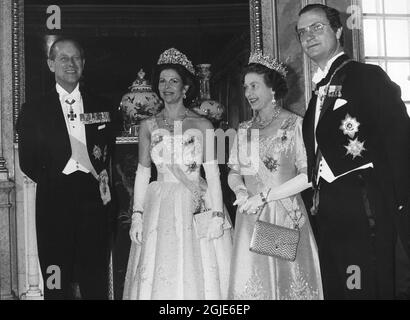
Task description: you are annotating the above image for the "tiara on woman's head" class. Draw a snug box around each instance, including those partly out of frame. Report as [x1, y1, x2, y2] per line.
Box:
[157, 48, 195, 75]
[248, 50, 288, 78]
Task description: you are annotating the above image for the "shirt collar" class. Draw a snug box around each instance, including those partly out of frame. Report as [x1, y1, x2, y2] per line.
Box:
[312, 51, 345, 84]
[56, 83, 81, 102]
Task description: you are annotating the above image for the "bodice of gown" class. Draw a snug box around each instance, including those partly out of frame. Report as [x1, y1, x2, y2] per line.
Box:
[229, 114, 307, 195]
[147, 117, 203, 183]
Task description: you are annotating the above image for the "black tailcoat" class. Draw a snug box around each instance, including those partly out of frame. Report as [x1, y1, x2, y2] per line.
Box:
[302, 54, 410, 299]
[17, 88, 116, 299]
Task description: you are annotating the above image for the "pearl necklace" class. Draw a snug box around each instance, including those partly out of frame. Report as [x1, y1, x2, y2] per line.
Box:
[162, 109, 189, 132]
[251, 105, 282, 129]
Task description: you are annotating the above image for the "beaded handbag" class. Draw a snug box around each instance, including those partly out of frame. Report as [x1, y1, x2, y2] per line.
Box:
[250, 200, 300, 261]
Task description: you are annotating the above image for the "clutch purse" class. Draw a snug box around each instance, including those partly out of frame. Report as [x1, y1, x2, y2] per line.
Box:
[193, 210, 231, 239]
[193, 210, 213, 239]
[249, 200, 300, 261]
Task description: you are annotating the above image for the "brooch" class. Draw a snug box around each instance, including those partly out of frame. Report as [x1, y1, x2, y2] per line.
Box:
[344, 138, 366, 159]
[340, 114, 360, 138]
[263, 156, 280, 172]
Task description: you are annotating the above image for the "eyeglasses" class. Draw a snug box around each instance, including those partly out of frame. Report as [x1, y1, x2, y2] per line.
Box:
[297, 22, 329, 40]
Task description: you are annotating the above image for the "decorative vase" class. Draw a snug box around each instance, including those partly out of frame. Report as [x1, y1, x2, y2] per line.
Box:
[191, 64, 224, 123]
[119, 69, 163, 136]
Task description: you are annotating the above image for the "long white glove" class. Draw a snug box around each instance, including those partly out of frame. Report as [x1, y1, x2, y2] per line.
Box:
[228, 169, 249, 210]
[240, 173, 311, 213]
[203, 160, 225, 240]
[129, 164, 151, 245]
[267, 173, 311, 201]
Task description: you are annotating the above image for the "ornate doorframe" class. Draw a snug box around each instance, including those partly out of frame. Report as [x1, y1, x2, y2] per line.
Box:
[5, 0, 265, 300]
[0, 0, 24, 300]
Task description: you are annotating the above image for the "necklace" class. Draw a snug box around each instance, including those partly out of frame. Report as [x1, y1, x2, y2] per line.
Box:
[162, 109, 189, 132]
[251, 105, 282, 129]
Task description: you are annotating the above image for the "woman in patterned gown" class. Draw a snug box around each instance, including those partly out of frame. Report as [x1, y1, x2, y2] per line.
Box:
[227, 52, 323, 300]
[123, 48, 232, 300]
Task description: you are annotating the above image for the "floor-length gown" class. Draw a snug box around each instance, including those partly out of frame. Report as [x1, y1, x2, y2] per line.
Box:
[123, 117, 232, 300]
[227, 113, 323, 300]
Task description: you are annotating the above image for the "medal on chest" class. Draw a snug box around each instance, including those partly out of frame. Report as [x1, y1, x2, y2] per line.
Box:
[344, 138, 366, 159]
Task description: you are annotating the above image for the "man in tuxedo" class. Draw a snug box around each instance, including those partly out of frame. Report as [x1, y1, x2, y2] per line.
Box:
[17, 38, 115, 299]
[297, 4, 410, 299]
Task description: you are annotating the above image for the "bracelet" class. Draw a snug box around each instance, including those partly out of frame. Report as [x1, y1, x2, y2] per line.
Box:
[132, 210, 143, 217]
[232, 185, 247, 194]
[212, 211, 224, 218]
[260, 188, 271, 204]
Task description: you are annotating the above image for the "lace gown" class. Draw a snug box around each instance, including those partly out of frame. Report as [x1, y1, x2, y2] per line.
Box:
[227, 114, 323, 300]
[123, 117, 233, 300]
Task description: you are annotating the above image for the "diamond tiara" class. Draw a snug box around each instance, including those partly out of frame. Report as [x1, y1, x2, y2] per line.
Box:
[248, 50, 288, 78]
[157, 48, 195, 75]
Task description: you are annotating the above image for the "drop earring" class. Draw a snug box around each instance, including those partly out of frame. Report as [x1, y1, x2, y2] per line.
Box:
[271, 94, 276, 106]
[183, 92, 187, 99]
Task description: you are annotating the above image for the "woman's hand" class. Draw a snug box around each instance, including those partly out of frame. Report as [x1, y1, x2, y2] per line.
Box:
[129, 212, 143, 245]
[233, 189, 249, 207]
[239, 193, 264, 215]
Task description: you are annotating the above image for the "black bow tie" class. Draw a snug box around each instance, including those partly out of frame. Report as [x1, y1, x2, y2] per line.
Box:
[65, 99, 75, 105]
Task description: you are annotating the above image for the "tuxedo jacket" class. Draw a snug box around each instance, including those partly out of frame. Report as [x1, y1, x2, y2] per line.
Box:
[17, 87, 116, 188]
[303, 54, 410, 251]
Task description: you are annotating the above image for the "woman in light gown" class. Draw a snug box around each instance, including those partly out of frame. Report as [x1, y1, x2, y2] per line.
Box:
[227, 52, 323, 300]
[123, 48, 232, 300]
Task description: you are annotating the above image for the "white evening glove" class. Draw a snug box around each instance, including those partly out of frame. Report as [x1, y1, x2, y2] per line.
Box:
[129, 164, 151, 245]
[228, 170, 249, 210]
[266, 173, 311, 201]
[240, 174, 311, 214]
[203, 160, 225, 240]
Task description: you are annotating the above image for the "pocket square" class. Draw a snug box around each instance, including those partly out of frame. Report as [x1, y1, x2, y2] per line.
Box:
[334, 98, 347, 111]
[98, 124, 106, 130]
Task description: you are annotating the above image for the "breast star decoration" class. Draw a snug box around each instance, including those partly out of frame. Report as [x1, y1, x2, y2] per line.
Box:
[339, 114, 360, 138]
[344, 138, 366, 159]
[93, 145, 102, 160]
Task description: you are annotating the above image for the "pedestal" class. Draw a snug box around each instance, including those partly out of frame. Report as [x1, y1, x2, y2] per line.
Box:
[0, 180, 18, 300]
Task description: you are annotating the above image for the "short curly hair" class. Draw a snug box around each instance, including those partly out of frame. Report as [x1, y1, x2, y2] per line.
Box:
[242, 63, 288, 100]
[151, 63, 199, 105]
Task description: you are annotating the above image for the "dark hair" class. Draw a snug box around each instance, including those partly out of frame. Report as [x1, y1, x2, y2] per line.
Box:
[152, 63, 199, 105]
[242, 63, 288, 100]
[297, 4, 344, 47]
[48, 37, 85, 61]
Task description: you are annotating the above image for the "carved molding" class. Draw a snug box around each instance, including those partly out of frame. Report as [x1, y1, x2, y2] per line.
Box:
[250, 0, 263, 52]
[270, 0, 279, 58]
[12, 0, 24, 143]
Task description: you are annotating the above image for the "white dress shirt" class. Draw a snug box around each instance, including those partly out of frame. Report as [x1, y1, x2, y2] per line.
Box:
[313, 52, 373, 183]
[56, 83, 90, 174]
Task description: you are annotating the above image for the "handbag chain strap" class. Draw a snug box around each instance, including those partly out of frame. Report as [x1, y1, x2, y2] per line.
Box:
[256, 196, 302, 230]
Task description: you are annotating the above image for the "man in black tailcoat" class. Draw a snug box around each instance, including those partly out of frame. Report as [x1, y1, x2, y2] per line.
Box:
[17, 38, 116, 299]
[297, 4, 410, 299]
